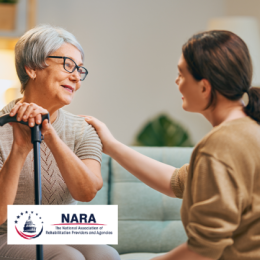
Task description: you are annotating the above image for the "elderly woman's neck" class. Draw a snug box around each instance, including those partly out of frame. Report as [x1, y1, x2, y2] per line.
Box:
[20, 92, 59, 124]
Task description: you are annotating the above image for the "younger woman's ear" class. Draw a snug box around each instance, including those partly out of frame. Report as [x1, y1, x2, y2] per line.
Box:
[24, 66, 37, 80]
[201, 79, 211, 98]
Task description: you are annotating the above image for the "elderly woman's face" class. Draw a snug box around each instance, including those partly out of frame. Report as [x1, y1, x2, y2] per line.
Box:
[34, 43, 83, 106]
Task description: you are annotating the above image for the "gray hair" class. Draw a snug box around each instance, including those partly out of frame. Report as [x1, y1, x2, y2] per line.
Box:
[15, 24, 84, 93]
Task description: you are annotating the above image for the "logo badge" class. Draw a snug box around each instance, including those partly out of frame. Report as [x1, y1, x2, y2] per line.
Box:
[8, 205, 118, 244]
[14, 211, 43, 240]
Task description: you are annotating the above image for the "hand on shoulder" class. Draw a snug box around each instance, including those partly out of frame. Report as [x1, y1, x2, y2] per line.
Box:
[78, 115, 118, 155]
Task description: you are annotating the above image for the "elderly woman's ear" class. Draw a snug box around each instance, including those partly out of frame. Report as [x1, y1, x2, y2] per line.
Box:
[24, 66, 37, 80]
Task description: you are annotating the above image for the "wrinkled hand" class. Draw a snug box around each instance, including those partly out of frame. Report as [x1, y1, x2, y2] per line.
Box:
[78, 115, 117, 156]
[9, 102, 53, 154]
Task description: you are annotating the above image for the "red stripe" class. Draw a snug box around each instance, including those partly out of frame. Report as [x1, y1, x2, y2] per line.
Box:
[15, 226, 30, 240]
[52, 223, 106, 226]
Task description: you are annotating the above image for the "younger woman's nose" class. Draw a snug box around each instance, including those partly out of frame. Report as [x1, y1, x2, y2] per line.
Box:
[175, 77, 179, 85]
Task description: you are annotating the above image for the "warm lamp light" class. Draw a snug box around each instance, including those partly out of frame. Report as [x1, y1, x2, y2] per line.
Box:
[208, 17, 260, 87]
[0, 49, 20, 109]
[0, 49, 18, 80]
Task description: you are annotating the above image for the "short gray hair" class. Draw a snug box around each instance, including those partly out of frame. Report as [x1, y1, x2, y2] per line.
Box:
[15, 24, 84, 93]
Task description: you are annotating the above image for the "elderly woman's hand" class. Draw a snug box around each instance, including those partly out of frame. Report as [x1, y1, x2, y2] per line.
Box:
[10, 102, 49, 126]
[9, 102, 53, 154]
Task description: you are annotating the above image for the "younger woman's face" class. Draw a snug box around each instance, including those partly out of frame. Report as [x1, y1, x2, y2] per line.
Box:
[175, 54, 207, 113]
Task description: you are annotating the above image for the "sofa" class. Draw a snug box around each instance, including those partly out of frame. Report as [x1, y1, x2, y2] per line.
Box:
[78, 146, 193, 260]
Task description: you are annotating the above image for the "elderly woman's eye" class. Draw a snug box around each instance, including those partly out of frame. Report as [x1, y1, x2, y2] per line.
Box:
[65, 62, 72, 68]
[78, 68, 84, 74]
[65, 62, 75, 72]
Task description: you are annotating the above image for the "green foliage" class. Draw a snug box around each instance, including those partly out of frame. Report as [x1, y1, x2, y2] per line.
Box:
[0, 0, 18, 4]
[135, 114, 193, 147]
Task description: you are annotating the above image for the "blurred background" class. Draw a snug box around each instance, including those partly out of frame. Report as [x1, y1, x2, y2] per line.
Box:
[0, 0, 260, 146]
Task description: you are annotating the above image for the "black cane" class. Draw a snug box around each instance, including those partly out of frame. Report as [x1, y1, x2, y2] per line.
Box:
[0, 113, 50, 260]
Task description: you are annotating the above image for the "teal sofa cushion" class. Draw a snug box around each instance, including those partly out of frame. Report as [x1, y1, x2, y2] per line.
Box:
[110, 147, 193, 254]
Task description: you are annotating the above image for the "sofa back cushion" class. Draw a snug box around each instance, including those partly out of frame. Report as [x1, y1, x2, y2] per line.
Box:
[110, 147, 193, 254]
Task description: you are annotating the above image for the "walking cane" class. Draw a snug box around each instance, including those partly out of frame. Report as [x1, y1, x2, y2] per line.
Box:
[0, 113, 50, 260]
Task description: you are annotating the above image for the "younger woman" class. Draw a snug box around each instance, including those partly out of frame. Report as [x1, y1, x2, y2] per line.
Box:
[82, 31, 260, 260]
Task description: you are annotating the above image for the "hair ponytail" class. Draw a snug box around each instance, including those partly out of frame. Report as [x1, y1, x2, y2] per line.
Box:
[244, 87, 260, 122]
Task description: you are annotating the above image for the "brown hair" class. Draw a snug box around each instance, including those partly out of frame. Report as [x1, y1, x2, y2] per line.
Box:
[182, 30, 260, 122]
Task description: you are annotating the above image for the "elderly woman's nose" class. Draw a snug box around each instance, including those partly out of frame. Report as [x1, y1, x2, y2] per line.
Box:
[70, 70, 81, 82]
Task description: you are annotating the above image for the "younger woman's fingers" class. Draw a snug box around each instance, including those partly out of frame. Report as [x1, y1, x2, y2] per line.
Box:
[78, 115, 90, 118]
[78, 115, 93, 121]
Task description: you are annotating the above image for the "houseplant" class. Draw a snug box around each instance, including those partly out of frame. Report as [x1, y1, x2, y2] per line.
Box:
[135, 114, 193, 147]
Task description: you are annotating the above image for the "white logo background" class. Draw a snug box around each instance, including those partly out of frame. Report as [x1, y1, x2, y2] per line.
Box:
[8, 205, 118, 245]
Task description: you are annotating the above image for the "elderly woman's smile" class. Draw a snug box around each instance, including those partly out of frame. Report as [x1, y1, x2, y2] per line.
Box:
[61, 85, 74, 93]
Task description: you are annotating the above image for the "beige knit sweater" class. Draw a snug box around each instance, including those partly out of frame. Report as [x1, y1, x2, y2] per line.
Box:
[0, 100, 102, 235]
[171, 116, 260, 260]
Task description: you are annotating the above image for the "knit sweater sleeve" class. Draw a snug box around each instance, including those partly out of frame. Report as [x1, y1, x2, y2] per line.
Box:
[186, 154, 242, 260]
[170, 164, 189, 198]
[74, 121, 102, 164]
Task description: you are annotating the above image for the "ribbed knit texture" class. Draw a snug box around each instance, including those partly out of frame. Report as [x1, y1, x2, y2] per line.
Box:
[0, 99, 102, 235]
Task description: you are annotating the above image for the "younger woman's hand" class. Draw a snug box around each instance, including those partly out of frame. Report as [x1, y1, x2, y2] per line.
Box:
[78, 115, 117, 155]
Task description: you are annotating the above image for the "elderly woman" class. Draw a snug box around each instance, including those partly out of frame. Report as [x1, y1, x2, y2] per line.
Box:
[0, 25, 120, 260]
